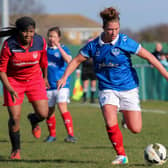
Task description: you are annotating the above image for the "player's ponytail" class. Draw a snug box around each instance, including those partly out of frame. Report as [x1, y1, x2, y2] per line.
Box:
[0, 16, 36, 38]
[0, 27, 16, 38]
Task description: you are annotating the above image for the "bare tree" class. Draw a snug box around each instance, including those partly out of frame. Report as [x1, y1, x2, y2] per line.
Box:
[9, 0, 45, 14]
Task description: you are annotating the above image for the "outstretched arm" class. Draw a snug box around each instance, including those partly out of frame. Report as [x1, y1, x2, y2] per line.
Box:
[137, 47, 168, 80]
[57, 54, 87, 89]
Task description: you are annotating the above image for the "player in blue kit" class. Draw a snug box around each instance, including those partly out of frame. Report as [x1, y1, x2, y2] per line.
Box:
[44, 27, 77, 143]
[57, 7, 168, 164]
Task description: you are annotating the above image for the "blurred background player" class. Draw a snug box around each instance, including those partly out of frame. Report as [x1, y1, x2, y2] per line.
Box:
[152, 42, 163, 61]
[79, 38, 97, 103]
[0, 16, 48, 159]
[44, 27, 77, 143]
[57, 7, 168, 165]
[81, 55, 97, 103]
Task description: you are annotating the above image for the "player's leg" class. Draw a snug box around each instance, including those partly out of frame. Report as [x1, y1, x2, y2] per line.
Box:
[8, 105, 21, 160]
[122, 110, 142, 133]
[57, 88, 76, 143]
[102, 105, 128, 164]
[99, 90, 128, 164]
[45, 107, 56, 142]
[81, 71, 89, 103]
[90, 79, 96, 103]
[3, 78, 24, 159]
[26, 76, 48, 139]
[28, 100, 48, 139]
[58, 102, 76, 143]
[119, 88, 142, 133]
[44, 90, 57, 142]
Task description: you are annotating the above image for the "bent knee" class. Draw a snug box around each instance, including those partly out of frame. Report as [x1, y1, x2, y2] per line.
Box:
[39, 113, 48, 119]
[129, 126, 142, 134]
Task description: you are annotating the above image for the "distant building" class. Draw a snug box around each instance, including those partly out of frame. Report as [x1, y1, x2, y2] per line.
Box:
[10, 14, 102, 45]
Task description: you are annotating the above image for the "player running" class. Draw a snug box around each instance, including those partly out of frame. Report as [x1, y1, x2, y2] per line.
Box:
[0, 16, 48, 159]
[57, 7, 168, 165]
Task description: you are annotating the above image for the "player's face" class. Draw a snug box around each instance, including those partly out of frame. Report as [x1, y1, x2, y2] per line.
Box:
[19, 26, 35, 45]
[103, 21, 120, 41]
[48, 31, 60, 47]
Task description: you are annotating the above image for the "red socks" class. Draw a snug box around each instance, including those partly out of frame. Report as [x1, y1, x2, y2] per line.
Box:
[106, 124, 126, 156]
[46, 115, 56, 137]
[61, 111, 74, 136]
[46, 112, 74, 137]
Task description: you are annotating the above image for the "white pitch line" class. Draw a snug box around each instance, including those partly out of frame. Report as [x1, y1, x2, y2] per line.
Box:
[142, 109, 167, 114]
[69, 103, 168, 114]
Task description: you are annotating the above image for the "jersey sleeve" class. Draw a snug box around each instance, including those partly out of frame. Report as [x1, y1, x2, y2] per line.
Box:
[120, 34, 141, 54]
[0, 40, 11, 72]
[79, 42, 92, 58]
[39, 37, 48, 68]
[62, 45, 71, 56]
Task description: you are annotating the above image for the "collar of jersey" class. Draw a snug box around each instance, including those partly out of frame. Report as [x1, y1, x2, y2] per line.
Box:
[49, 46, 58, 49]
[98, 33, 119, 46]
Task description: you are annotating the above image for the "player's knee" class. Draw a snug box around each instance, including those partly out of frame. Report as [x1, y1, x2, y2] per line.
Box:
[40, 112, 48, 119]
[129, 126, 142, 134]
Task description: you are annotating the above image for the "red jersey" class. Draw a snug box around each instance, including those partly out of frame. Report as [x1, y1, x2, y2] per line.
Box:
[0, 34, 48, 80]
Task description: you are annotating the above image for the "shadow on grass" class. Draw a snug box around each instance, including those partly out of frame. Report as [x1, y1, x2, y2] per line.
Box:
[0, 139, 8, 143]
[81, 145, 112, 149]
[0, 157, 98, 164]
[81, 145, 144, 150]
[130, 163, 147, 166]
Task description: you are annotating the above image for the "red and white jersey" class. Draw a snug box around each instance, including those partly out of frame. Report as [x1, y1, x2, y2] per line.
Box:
[0, 34, 48, 80]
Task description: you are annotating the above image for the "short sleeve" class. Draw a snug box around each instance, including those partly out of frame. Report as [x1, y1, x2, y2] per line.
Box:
[120, 34, 141, 54]
[39, 37, 48, 68]
[0, 41, 11, 72]
[79, 42, 92, 58]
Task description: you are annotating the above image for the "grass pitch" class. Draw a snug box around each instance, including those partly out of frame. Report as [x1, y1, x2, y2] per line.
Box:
[0, 99, 168, 168]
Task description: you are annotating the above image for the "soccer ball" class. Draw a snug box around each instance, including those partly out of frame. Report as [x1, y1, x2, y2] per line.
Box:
[144, 143, 167, 165]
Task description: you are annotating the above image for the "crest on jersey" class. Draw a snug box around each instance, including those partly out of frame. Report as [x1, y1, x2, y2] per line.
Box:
[95, 51, 100, 57]
[33, 52, 38, 59]
[123, 35, 128, 42]
[111, 48, 120, 56]
[54, 52, 59, 57]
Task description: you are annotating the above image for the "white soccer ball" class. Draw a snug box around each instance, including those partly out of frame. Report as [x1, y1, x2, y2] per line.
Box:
[144, 143, 167, 165]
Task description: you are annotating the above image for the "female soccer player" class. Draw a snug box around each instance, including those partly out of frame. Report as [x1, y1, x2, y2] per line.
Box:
[0, 16, 48, 159]
[44, 27, 76, 143]
[57, 7, 168, 165]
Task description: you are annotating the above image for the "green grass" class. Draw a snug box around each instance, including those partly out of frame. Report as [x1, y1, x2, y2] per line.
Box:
[0, 99, 168, 168]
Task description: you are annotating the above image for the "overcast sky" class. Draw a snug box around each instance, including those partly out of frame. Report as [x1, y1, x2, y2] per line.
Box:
[41, 0, 168, 32]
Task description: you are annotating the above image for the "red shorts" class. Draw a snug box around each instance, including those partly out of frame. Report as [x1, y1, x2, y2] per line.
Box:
[3, 76, 48, 106]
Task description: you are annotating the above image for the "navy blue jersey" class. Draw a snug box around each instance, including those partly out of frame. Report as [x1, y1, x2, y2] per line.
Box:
[80, 33, 141, 91]
[47, 45, 71, 90]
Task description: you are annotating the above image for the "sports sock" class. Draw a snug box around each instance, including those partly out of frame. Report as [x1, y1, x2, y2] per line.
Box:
[106, 124, 126, 156]
[8, 119, 20, 151]
[83, 92, 87, 102]
[61, 111, 74, 136]
[46, 115, 56, 137]
[29, 113, 44, 129]
[90, 91, 95, 103]
[9, 130, 20, 151]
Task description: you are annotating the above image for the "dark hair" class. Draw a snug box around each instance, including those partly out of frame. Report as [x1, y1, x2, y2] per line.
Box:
[0, 16, 36, 38]
[47, 27, 61, 37]
[100, 7, 120, 28]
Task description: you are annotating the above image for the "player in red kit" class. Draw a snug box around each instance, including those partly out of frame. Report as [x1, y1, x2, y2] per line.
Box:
[0, 16, 49, 160]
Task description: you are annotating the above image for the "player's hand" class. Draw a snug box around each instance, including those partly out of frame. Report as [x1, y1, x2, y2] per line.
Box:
[44, 78, 50, 89]
[9, 90, 18, 103]
[55, 41, 61, 48]
[57, 77, 66, 90]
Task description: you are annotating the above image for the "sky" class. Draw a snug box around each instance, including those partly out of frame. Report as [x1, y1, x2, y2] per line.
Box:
[41, 0, 168, 32]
